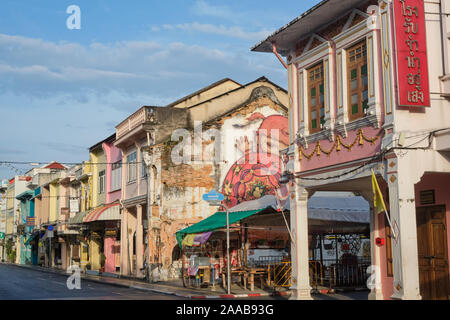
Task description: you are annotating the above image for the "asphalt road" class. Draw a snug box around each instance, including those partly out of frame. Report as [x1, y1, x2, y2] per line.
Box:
[0, 264, 183, 300]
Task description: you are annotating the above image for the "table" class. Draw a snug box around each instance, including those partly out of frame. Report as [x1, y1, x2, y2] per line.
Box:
[221, 267, 268, 292]
[221, 268, 246, 290]
[244, 267, 267, 291]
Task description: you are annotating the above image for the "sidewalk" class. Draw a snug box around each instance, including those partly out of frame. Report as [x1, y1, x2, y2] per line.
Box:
[6, 263, 291, 299]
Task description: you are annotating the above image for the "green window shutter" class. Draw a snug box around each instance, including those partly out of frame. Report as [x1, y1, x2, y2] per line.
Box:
[361, 64, 368, 76]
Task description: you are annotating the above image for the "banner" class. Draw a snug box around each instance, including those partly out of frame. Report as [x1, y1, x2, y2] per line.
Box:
[393, 0, 430, 107]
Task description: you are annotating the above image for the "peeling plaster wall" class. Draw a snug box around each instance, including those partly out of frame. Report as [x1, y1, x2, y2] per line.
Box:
[147, 96, 288, 279]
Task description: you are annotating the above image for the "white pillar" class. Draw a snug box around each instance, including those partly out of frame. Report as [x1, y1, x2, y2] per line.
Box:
[368, 204, 384, 300]
[120, 207, 129, 276]
[289, 182, 312, 300]
[388, 157, 421, 300]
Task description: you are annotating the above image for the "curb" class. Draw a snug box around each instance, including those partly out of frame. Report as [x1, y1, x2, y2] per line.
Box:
[3, 263, 290, 299]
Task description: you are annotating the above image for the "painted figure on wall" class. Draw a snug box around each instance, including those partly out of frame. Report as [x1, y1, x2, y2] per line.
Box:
[222, 112, 289, 208]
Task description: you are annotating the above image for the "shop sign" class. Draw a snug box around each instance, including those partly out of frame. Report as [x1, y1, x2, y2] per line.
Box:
[70, 199, 80, 213]
[26, 216, 36, 227]
[393, 0, 430, 107]
[105, 229, 117, 237]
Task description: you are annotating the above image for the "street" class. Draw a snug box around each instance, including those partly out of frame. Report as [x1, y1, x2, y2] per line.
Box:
[0, 264, 182, 300]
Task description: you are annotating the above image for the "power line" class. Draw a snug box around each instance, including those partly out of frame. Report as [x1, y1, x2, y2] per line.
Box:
[0, 161, 138, 166]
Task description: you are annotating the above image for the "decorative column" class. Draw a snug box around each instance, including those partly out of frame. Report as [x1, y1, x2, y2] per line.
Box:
[136, 204, 144, 277]
[387, 155, 421, 300]
[120, 207, 129, 276]
[289, 181, 312, 300]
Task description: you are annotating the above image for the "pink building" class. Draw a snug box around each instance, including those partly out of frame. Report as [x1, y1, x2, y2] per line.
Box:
[253, 0, 450, 300]
[101, 134, 122, 274]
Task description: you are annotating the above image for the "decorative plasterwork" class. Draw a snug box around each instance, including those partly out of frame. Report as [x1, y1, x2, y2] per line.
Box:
[299, 128, 384, 161]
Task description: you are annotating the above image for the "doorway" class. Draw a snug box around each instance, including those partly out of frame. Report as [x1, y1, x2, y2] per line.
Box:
[416, 205, 450, 300]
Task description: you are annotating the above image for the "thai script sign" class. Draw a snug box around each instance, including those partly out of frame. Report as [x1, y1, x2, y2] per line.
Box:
[393, 0, 430, 107]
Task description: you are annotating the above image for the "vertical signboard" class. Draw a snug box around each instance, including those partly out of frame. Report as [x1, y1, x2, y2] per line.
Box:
[393, 0, 430, 107]
[26, 216, 36, 227]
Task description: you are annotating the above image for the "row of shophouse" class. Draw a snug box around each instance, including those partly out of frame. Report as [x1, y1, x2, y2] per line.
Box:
[0, 0, 449, 300]
[0, 76, 291, 281]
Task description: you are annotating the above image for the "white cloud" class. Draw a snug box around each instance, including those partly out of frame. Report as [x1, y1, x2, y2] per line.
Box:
[0, 31, 286, 179]
[160, 22, 273, 41]
[191, 0, 235, 20]
[0, 32, 283, 103]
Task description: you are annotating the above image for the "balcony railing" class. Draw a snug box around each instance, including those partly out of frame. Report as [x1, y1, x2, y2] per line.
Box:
[116, 107, 148, 140]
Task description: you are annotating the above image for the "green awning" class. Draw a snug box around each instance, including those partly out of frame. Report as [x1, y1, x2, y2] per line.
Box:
[175, 208, 268, 247]
[68, 211, 90, 224]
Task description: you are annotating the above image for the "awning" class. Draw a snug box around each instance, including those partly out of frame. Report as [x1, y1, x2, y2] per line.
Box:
[175, 208, 269, 246]
[68, 211, 89, 224]
[83, 203, 120, 223]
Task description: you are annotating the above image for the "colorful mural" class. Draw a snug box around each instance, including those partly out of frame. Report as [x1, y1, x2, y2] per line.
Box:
[222, 112, 289, 208]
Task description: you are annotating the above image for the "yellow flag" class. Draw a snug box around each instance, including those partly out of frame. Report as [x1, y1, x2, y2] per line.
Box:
[182, 234, 196, 247]
[372, 170, 387, 214]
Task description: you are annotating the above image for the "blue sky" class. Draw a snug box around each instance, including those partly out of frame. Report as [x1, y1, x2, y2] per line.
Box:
[0, 0, 320, 180]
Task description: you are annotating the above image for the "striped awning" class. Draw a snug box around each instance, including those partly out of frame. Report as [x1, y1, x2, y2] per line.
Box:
[83, 203, 120, 223]
[68, 211, 89, 224]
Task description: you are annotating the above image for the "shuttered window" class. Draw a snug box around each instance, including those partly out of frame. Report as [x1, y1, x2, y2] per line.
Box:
[347, 40, 368, 121]
[308, 63, 325, 133]
[127, 152, 137, 183]
[111, 161, 122, 191]
[72, 245, 80, 259]
[98, 170, 106, 194]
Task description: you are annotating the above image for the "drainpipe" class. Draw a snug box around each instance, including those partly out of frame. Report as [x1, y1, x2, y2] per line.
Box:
[439, 0, 447, 76]
[272, 42, 288, 69]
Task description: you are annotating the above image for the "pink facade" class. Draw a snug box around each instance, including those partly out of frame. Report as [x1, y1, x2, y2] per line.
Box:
[253, 0, 450, 300]
[102, 140, 122, 204]
[104, 237, 119, 274]
[102, 138, 122, 274]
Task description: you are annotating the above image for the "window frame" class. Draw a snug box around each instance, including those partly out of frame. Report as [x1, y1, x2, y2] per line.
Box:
[307, 62, 325, 134]
[127, 152, 137, 183]
[346, 40, 369, 122]
[141, 150, 147, 179]
[111, 161, 122, 192]
[98, 170, 105, 194]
